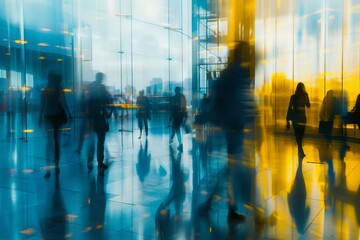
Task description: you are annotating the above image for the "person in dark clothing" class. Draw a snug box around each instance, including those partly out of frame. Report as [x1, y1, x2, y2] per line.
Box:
[319, 90, 338, 143]
[200, 41, 258, 222]
[169, 87, 187, 152]
[198, 93, 210, 125]
[87, 72, 112, 176]
[286, 82, 311, 158]
[350, 93, 360, 129]
[39, 72, 71, 178]
[136, 90, 151, 139]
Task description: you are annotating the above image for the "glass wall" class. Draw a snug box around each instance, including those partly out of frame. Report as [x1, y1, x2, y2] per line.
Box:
[255, 0, 360, 138]
[0, 0, 192, 145]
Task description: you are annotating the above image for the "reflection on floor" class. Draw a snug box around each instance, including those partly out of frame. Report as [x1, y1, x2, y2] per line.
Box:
[1, 113, 360, 239]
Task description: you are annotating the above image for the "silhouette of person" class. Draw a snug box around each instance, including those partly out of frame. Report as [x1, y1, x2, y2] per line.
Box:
[120, 93, 129, 118]
[87, 72, 112, 175]
[5, 87, 17, 139]
[287, 160, 310, 234]
[136, 90, 151, 139]
[200, 41, 257, 222]
[319, 90, 338, 143]
[136, 139, 151, 182]
[351, 93, 360, 129]
[286, 82, 310, 158]
[169, 86, 187, 152]
[39, 72, 71, 178]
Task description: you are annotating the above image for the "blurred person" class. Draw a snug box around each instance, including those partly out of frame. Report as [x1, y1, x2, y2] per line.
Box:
[5, 87, 16, 139]
[286, 82, 310, 158]
[350, 93, 360, 129]
[87, 72, 113, 176]
[121, 93, 129, 118]
[319, 90, 338, 143]
[39, 72, 71, 178]
[169, 86, 187, 152]
[136, 90, 151, 139]
[196, 93, 211, 127]
[200, 41, 258, 222]
[136, 139, 151, 182]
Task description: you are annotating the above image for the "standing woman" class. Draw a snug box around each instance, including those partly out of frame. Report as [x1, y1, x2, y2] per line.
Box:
[39, 72, 71, 178]
[286, 82, 310, 158]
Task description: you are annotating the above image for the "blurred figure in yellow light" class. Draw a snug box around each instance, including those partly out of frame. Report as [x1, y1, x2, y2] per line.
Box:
[286, 82, 310, 158]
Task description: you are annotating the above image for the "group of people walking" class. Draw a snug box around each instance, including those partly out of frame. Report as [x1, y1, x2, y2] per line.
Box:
[39, 72, 112, 178]
[39, 70, 189, 178]
[286, 82, 360, 158]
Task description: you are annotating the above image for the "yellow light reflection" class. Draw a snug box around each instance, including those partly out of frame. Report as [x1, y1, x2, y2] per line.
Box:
[38, 42, 49, 47]
[23, 129, 34, 133]
[21, 87, 31, 91]
[57, 58, 63, 62]
[38, 56, 45, 60]
[20, 228, 35, 235]
[63, 88, 72, 93]
[14, 40, 28, 45]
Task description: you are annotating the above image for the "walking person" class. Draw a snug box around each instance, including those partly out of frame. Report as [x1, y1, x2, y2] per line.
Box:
[136, 90, 151, 139]
[87, 72, 112, 175]
[169, 86, 187, 152]
[199, 41, 259, 223]
[286, 82, 311, 158]
[319, 90, 338, 144]
[39, 72, 71, 178]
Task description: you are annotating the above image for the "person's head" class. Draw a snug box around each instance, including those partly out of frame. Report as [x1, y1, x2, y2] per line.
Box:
[326, 90, 333, 97]
[174, 87, 181, 94]
[139, 90, 144, 96]
[295, 82, 306, 95]
[47, 71, 62, 89]
[95, 72, 105, 83]
[229, 41, 250, 64]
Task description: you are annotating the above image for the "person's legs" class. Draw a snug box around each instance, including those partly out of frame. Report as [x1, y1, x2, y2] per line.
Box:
[44, 119, 55, 178]
[175, 124, 183, 151]
[138, 117, 143, 139]
[225, 128, 244, 214]
[170, 123, 176, 143]
[96, 130, 107, 175]
[53, 121, 61, 174]
[144, 118, 148, 136]
[294, 123, 305, 156]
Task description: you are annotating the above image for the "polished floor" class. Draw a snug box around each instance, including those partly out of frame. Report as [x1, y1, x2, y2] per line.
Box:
[1, 113, 360, 239]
